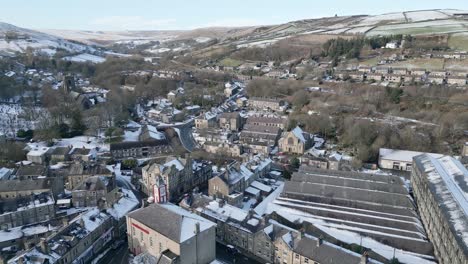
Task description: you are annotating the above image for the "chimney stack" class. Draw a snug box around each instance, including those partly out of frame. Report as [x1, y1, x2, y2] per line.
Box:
[361, 251, 369, 264]
[39, 238, 49, 254]
[316, 235, 323, 247]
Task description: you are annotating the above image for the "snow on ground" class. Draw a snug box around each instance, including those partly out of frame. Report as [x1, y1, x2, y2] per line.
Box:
[123, 128, 141, 142]
[242, 198, 257, 211]
[236, 36, 292, 48]
[107, 163, 135, 190]
[0, 104, 48, 137]
[356, 12, 407, 26]
[367, 19, 468, 36]
[91, 248, 111, 264]
[345, 26, 375, 34]
[147, 47, 171, 54]
[194, 37, 211, 43]
[404, 10, 450, 22]
[63, 53, 106, 64]
[0, 22, 93, 54]
[54, 136, 109, 151]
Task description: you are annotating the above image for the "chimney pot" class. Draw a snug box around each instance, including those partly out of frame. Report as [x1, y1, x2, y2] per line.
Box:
[361, 251, 369, 264]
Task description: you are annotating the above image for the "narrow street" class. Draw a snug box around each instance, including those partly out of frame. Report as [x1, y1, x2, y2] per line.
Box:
[99, 241, 130, 264]
[215, 243, 262, 264]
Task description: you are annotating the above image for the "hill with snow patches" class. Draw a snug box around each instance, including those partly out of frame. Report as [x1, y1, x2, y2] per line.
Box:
[2, 9, 468, 57]
[0, 22, 97, 56]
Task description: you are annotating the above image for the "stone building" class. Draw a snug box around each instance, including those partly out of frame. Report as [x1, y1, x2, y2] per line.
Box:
[412, 154, 468, 264]
[0, 192, 55, 229]
[8, 208, 114, 264]
[463, 142, 468, 157]
[126, 203, 216, 264]
[240, 124, 282, 155]
[278, 126, 312, 154]
[195, 112, 217, 129]
[218, 112, 242, 131]
[66, 162, 112, 190]
[49, 147, 71, 163]
[378, 148, 442, 171]
[204, 142, 243, 157]
[71, 175, 119, 208]
[195, 199, 272, 262]
[249, 97, 287, 112]
[274, 229, 376, 264]
[141, 157, 212, 202]
[208, 163, 252, 206]
[110, 140, 172, 160]
[246, 116, 287, 129]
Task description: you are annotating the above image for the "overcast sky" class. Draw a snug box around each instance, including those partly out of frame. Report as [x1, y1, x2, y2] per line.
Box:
[1, 0, 468, 31]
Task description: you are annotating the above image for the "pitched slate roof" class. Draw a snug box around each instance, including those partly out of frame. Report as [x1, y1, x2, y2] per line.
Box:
[127, 203, 216, 243]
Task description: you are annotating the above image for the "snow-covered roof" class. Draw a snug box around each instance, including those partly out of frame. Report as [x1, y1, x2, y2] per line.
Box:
[146, 125, 166, 140]
[27, 147, 50, 157]
[250, 181, 272, 193]
[0, 167, 12, 179]
[379, 148, 442, 163]
[164, 159, 185, 171]
[203, 200, 248, 222]
[128, 203, 216, 243]
[292, 126, 306, 143]
[245, 186, 261, 196]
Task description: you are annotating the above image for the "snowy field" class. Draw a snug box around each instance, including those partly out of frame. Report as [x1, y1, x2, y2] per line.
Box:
[356, 12, 407, 26]
[367, 19, 468, 36]
[404, 10, 450, 22]
[63, 53, 106, 64]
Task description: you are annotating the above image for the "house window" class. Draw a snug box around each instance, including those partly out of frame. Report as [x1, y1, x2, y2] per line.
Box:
[392, 162, 400, 170]
[140, 231, 144, 241]
[295, 254, 299, 259]
[150, 237, 153, 247]
[159, 243, 162, 253]
[304, 258, 309, 263]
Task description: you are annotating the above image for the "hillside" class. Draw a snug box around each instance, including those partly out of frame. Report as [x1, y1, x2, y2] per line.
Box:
[0, 22, 96, 56]
[34, 9, 468, 49]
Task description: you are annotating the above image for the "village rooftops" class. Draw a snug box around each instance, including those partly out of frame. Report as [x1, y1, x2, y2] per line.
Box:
[15, 165, 47, 178]
[73, 175, 112, 191]
[413, 154, 468, 255]
[109, 139, 169, 151]
[127, 203, 216, 243]
[249, 97, 282, 103]
[294, 234, 381, 264]
[242, 124, 281, 135]
[246, 116, 286, 125]
[0, 192, 54, 215]
[0, 178, 51, 193]
[50, 146, 71, 156]
[68, 162, 111, 175]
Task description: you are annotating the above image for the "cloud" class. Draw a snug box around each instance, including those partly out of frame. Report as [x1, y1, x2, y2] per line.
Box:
[90, 16, 176, 30]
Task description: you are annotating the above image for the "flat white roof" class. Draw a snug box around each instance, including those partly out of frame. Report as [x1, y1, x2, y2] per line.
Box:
[379, 148, 442, 163]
